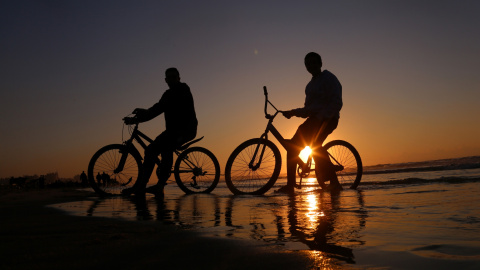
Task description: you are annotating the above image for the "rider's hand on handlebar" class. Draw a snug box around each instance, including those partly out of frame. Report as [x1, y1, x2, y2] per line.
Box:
[123, 116, 138, 125]
[282, 110, 294, 119]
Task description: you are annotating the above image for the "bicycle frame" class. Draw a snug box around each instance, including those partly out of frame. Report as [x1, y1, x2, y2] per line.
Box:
[252, 87, 344, 186]
[115, 123, 204, 177]
[250, 87, 303, 169]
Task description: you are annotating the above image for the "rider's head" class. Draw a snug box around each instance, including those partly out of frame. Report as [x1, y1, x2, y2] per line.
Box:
[304, 52, 322, 77]
[165, 67, 181, 88]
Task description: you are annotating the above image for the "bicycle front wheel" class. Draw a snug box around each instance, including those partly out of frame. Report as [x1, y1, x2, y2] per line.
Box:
[225, 138, 282, 195]
[174, 147, 220, 194]
[87, 144, 142, 196]
[324, 140, 363, 189]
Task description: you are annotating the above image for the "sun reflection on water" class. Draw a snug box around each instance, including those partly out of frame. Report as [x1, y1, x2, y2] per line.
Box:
[51, 185, 366, 267]
[305, 193, 319, 228]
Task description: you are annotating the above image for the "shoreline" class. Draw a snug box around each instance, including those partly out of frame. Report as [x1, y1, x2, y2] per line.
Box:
[3, 181, 480, 270]
[0, 188, 318, 270]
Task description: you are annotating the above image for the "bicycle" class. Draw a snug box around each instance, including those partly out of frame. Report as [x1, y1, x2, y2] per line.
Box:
[224, 86, 362, 195]
[87, 116, 220, 196]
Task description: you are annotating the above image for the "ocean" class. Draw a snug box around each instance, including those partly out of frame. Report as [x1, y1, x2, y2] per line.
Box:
[51, 156, 480, 269]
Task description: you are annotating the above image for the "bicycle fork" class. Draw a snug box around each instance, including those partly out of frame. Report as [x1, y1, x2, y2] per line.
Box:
[248, 142, 268, 171]
[114, 143, 139, 174]
[114, 148, 129, 174]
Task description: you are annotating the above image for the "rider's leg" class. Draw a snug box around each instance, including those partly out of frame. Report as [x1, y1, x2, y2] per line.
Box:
[286, 144, 302, 188]
[156, 148, 173, 186]
[122, 132, 168, 196]
[313, 118, 341, 190]
[144, 148, 172, 196]
[313, 149, 341, 189]
[130, 143, 159, 192]
[153, 129, 196, 187]
[144, 131, 175, 189]
[277, 120, 311, 193]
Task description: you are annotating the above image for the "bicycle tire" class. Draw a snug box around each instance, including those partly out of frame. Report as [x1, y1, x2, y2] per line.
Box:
[87, 144, 143, 196]
[323, 140, 363, 189]
[225, 138, 282, 195]
[174, 147, 220, 194]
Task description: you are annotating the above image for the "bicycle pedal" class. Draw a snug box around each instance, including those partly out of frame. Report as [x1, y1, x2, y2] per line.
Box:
[294, 184, 302, 189]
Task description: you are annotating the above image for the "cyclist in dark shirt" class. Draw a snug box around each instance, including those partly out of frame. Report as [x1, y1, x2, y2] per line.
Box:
[122, 67, 197, 196]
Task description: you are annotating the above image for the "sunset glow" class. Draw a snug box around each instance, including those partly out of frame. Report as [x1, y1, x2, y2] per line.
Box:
[1, 1, 479, 179]
[299, 146, 312, 163]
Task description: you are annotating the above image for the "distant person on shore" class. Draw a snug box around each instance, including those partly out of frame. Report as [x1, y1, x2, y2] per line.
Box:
[96, 172, 102, 186]
[80, 171, 88, 187]
[122, 67, 198, 197]
[278, 52, 343, 194]
[101, 172, 110, 187]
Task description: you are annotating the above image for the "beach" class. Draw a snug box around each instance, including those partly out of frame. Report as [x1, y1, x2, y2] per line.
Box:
[2, 168, 480, 269]
[0, 188, 318, 270]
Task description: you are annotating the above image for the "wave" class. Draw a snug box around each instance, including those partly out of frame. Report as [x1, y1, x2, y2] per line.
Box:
[363, 163, 480, 175]
[363, 156, 480, 175]
[360, 176, 480, 186]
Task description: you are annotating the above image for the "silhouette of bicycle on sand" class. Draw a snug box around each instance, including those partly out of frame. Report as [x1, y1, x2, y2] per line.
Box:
[224, 87, 363, 195]
[88, 116, 220, 196]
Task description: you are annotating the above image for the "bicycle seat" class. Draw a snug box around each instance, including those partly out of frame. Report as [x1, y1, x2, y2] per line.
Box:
[177, 136, 204, 151]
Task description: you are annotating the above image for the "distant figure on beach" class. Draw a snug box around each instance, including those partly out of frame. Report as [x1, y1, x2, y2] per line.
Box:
[80, 171, 88, 187]
[96, 172, 102, 186]
[278, 52, 343, 194]
[101, 172, 110, 186]
[122, 67, 197, 197]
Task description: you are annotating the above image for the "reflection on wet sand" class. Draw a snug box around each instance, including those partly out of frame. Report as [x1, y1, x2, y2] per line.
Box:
[53, 186, 367, 266]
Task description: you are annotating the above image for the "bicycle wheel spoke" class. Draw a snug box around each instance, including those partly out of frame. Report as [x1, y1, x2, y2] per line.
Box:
[88, 145, 141, 195]
[174, 147, 220, 194]
[225, 139, 281, 195]
[324, 140, 362, 189]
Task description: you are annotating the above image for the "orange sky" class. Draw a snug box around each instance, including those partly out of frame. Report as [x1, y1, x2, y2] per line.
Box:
[1, 1, 480, 178]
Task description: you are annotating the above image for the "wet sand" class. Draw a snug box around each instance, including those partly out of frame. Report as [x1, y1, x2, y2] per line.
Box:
[2, 180, 480, 269]
[0, 188, 317, 270]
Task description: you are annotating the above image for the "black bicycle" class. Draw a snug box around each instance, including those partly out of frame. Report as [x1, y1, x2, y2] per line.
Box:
[88, 117, 220, 196]
[224, 87, 362, 195]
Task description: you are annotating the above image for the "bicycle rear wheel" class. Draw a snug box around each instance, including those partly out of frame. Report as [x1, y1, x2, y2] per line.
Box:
[174, 147, 220, 194]
[87, 144, 142, 196]
[225, 138, 282, 195]
[323, 140, 363, 189]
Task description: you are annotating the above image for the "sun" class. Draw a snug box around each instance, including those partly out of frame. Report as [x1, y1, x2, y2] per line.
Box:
[299, 146, 312, 163]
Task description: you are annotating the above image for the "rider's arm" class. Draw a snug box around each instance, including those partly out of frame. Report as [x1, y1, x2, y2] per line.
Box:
[134, 92, 168, 122]
[287, 71, 342, 120]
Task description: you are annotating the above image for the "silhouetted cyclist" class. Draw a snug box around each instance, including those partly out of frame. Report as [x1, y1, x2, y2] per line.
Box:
[122, 67, 197, 197]
[278, 52, 343, 194]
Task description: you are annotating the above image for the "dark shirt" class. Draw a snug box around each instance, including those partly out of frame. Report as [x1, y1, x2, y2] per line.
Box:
[291, 70, 342, 121]
[137, 82, 197, 135]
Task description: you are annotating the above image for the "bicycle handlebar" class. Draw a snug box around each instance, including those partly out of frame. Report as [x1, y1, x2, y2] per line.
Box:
[123, 115, 139, 126]
[263, 86, 269, 117]
[263, 86, 281, 120]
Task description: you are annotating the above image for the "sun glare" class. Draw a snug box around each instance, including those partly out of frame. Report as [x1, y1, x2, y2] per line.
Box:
[299, 146, 312, 163]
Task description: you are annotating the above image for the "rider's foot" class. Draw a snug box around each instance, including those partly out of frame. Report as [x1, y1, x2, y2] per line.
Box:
[145, 184, 165, 197]
[275, 185, 295, 195]
[121, 186, 146, 196]
[325, 183, 343, 192]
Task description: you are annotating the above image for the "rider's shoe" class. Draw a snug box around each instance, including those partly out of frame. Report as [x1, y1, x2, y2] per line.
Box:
[145, 184, 165, 197]
[325, 183, 343, 192]
[275, 185, 295, 195]
[121, 186, 146, 196]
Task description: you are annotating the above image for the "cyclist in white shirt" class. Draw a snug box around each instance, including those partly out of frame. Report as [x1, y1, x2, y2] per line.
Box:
[279, 52, 343, 194]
